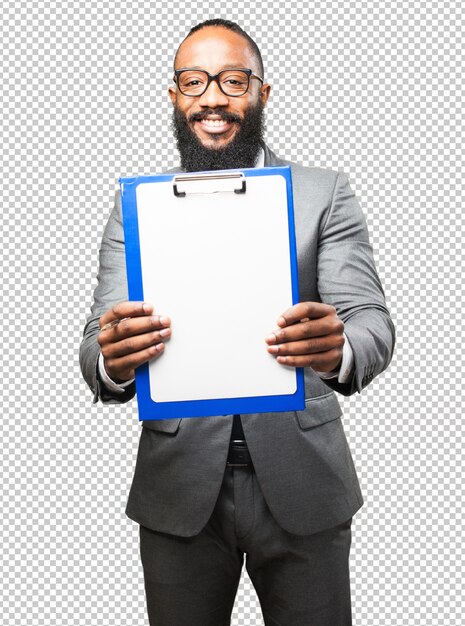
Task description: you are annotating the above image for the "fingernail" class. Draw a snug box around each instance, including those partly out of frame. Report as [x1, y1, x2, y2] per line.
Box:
[265, 333, 276, 344]
[143, 302, 152, 313]
[268, 345, 279, 354]
[277, 316, 286, 326]
[160, 328, 171, 337]
[159, 316, 170, 326]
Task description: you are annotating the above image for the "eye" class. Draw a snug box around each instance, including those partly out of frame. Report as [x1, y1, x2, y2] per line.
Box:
[225, 78, 245, 86]
[178, 72, 207, 89]
[220, 71, 249, 89]
[223, 75, 247, 84]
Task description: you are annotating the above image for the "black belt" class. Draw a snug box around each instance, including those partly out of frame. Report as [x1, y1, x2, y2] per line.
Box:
[226, 439, 253, 468]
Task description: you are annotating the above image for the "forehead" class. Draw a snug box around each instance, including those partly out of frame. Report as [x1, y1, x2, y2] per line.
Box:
[175, 27, 258, 74]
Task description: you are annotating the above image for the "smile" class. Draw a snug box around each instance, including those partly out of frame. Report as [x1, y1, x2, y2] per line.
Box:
[201, 119, 229, 128]
[191, 115, 234, 135]
[195, 116, 236, 135]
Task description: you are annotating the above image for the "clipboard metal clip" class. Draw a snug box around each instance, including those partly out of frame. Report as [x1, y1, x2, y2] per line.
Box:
[173, 172, 247, 197]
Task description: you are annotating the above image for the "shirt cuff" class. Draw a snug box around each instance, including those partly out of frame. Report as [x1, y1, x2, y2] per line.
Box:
[98, 352, 135, 394]
[315, 333, 354, 384]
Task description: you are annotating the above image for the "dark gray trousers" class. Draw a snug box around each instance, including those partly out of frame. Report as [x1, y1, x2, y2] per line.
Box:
[139, 465, 352, 626]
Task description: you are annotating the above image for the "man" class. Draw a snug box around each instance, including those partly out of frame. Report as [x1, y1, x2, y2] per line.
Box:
[80, 19, 395, 626]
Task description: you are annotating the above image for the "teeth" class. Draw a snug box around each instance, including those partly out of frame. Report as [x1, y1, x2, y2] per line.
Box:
[201, 119, 228, 126]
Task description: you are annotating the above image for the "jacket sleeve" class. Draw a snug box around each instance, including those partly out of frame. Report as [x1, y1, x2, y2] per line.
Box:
[79, 192, 136, 404]
[317, 172, 396, 396]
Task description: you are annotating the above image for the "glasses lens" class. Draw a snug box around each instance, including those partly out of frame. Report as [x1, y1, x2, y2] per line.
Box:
[218, 70, 249, 96]
[177, 71, 209, 96]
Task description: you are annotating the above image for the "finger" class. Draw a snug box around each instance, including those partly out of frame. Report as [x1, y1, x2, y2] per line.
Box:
[267, 334, 343, 356]
[266, 318, 343, 344]
[275, 348, 343, 370]
[98, 314, 171, 346]
[99, 301, 154, 329]
[277, 302, 336, 327]
[112, 315, 171, 339]
[101, 328, 171, 359]
[104, 343, 165, 380]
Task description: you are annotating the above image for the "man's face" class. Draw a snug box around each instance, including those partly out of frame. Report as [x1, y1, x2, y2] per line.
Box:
[168, 26, 271, 170]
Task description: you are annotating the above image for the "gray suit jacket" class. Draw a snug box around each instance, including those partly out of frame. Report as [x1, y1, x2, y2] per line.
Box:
[80, 143, 395, 537]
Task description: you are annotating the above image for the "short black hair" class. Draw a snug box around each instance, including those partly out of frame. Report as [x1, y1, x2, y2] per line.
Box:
[174, 19, 264, 78]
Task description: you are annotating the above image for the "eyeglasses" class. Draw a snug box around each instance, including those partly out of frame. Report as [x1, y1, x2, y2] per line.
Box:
[173, 68, 264, 97]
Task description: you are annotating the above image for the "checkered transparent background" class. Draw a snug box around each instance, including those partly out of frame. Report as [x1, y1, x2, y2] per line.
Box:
[1, 1, 463, 624]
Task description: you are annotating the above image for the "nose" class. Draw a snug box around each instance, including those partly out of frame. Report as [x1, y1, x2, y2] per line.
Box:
[197, 78, 229, 108]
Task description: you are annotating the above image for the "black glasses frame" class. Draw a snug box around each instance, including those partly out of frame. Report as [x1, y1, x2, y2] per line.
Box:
[173, 68, 264, 97]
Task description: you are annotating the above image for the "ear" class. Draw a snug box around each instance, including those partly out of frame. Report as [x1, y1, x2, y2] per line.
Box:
[168, 85, 177, 106]
[260, 83, 271, 106]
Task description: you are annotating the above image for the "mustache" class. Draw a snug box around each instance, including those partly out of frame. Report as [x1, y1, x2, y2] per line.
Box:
[188, 109, 242, 124]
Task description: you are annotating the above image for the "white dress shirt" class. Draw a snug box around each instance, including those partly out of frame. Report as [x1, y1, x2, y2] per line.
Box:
[98, 147, 354, 393]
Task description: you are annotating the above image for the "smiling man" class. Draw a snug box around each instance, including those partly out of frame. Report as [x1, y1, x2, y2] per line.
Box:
[168, 24, 270, 171]
[80, 19, 395, 626]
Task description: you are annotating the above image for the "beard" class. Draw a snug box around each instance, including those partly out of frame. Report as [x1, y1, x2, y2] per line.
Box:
[171, 101, 266, 172]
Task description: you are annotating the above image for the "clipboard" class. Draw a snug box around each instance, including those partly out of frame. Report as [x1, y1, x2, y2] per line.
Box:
[120, 166, 305, 420]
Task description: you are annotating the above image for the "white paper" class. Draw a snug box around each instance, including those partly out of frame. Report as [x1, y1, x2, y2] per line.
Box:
[136, 174, 297, 403]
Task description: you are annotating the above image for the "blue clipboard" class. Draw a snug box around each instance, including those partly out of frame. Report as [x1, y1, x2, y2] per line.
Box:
[120, 165, 305, 420]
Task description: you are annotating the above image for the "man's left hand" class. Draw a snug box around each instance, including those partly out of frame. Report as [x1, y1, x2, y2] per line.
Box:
[265, 302, 345, 371]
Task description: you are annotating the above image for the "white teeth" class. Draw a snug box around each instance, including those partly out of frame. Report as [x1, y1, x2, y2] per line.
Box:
[201, 119, 228, 126]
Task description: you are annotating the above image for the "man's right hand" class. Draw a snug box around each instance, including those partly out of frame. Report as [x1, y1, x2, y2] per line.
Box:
[97, 301, 171, 383]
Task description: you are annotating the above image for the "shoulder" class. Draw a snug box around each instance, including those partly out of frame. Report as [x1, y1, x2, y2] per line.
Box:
[279, 159, 346, 207]
[269, 152, 365, 231]
[290, 162, 340, 194]
[265, 146, 343, 198]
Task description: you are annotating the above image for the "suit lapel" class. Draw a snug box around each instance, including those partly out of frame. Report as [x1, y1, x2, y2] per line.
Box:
[262, 142, 285, 167]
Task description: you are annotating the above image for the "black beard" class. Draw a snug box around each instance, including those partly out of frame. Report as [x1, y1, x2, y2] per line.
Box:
[171, 102, 266, 172]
